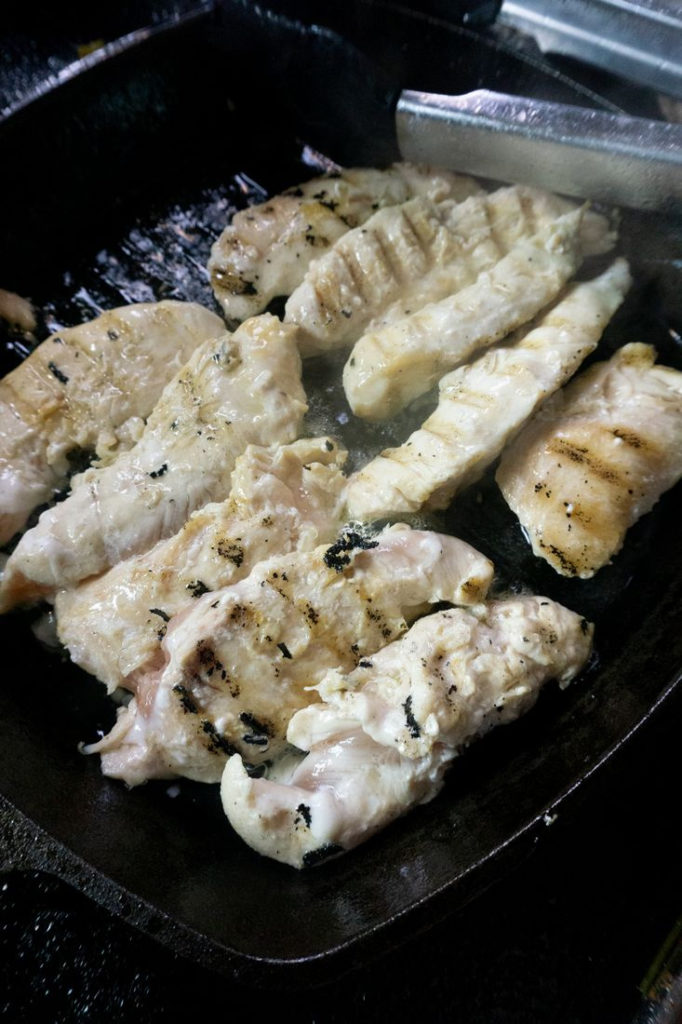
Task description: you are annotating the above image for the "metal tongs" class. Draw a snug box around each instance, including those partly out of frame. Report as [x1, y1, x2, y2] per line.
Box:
[397, 89, 682, 213]
[498, 0, 682, 102]
[397, 0, 682, 214]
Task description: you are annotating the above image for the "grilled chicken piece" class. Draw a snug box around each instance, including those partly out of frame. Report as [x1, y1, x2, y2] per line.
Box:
[208, 163, 481, 322]
[222, 595, 593, 868]
[342, 208, 585, 420]
[345, 260, 632, 521]
[55, 437, 348, 694]
[496, 342, 682, 578]
[286, 185, 613, 356]
[0, 315, 306, 611]
[87, 525, 494, 786]
[0, 288, 36, 333]
[0, 301, 225, 548]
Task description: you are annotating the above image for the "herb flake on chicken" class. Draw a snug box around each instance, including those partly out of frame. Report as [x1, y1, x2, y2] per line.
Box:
[55, 436, 348, 694]
[221, 595, 594, 868]
[0, 314, 306, 611]
[0, 300, 225, 548]
[208, 163, 481, 323]
[87, 524, 494, 786]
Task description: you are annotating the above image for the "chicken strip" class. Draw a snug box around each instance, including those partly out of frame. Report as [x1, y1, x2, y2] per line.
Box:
[87, 524, 494, 786]
[0, 301, 225, 547]
[55, 436, 348, 694]
[496, 342, 682, 578]
[342, 207, 585, 420]
[286, 185, 613, 356]
[208, 163, 481, 322]
[0, 314, 307, 611]
[345, 259, 632, 521]
[222, 595, 593, 868]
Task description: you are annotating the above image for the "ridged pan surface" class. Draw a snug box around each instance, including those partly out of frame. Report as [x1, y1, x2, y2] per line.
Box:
[0, 0, 680, 986]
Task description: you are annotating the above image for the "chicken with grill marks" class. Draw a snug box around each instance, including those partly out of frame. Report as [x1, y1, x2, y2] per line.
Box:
[208, 163, 481, 323]
[496, 342, 682, 578]
[87, 524, 494, 786]
[342, 207, 585, 420]
[222, 595, 593, 868]
[286, 185, 613, 356]
[55, 436, 348, 695]
[0, 314, 306, 611]
[0, 301, 224, 548]
[345, 259, 632, 521]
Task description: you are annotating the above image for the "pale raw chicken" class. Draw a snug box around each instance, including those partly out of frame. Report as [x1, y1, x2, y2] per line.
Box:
[0, 301, 225, 547]
[55, 436, 348, 694]
[208, 163, 481, 322]
[345, 259, 632, 521]
[221, 595, 594, 868]
[342, 208, 585, 419]
[286, 185, 614, 355]
[87, 524, 494, 786]
[0, 314, 306, 611]
[496, 342, 682, 578]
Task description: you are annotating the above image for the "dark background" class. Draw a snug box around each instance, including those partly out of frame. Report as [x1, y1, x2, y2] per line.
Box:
[1, 2, 680, 1021]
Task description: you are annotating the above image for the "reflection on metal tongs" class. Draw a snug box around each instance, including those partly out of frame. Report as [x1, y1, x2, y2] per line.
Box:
[396, 88, 682, 213]
[498, 0, 682, 101]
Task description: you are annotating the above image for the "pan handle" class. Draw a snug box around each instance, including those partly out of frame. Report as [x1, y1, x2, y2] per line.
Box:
[396, 88, 682, 213]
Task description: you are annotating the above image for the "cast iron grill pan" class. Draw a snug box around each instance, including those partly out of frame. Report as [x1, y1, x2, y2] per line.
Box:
[0, 0, 681, 987]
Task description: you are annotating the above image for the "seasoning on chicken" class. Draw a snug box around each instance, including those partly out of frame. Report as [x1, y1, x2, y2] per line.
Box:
[208, 163, 482, 323]
[345, 259, 632, 521]
[221, 595, 594, 867]
[86, 524, 494, 786]
[0, 301, 225, 548]
[286, 185, 614, 356]
[55, 437, 348, 694]
[342, 207, 586, 420]
[0, 314, 307, 612]
[496, 342, 682, 578]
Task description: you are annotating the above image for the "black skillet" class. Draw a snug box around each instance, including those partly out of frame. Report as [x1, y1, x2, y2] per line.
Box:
[1, 0, 681, 989]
